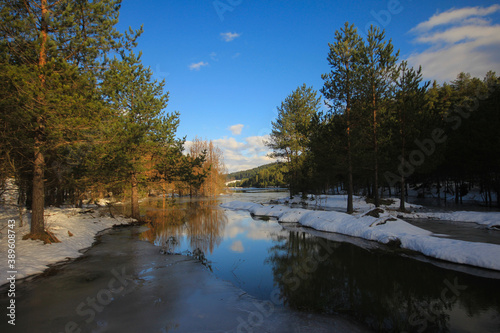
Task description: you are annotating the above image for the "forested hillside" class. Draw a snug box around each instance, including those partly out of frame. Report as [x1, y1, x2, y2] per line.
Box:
[267, 22, 500, 211]
[226, 163, 287, 188]
[0, 0, 226, 241]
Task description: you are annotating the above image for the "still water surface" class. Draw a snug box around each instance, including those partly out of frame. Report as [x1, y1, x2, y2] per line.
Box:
[138, 191, 500, 332]
[1, 191, 499, 332]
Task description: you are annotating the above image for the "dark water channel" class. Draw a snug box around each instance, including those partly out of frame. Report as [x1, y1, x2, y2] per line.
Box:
[136, 192, 500, 332]
[405, 218, 500, 245]
[2, 191, 500, 332]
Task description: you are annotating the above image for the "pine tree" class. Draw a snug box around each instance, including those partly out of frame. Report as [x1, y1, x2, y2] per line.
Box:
[100, 51, 179, 220]
[389, 61, 428, 210]
[0, 0, 139, 241]
[360, 25, 399, 207]
[321, 22, 363, 213]
[267, 84, 320, 196]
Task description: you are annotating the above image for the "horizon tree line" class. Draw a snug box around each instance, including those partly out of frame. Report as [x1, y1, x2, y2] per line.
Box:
[267, 22, 500, 212]
[0, 0, 226, 242]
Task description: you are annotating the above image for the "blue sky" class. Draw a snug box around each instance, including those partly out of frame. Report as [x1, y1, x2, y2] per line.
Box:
[116, 0, 500, 172]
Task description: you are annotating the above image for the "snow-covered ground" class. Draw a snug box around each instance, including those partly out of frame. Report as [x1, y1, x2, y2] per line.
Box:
[272, 194, 422, 211]
[221, 195, 500, 272]
[0, 185, 135, 286]
[273, 194, 500, 229]
[404, 186, 498, 204]
[398, 210, 500, 229]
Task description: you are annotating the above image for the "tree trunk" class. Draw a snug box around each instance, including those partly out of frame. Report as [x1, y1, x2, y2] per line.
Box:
[373, 89, 380, 207]
[399, 106, 406, 211]
[131, 173, 140, 220]
[31, 147, 45, 234]
[436, 177, 441, 201]
[30, 0, 48, 236]
[400, 173, 406, 211]
[444, 179, 447, 204]
[346, 75, 354, 214]
[347, 128, 354, 214]
[460, 181, 464, 204]
[497, 181, 500, 208]
[487, 185, 492, 207]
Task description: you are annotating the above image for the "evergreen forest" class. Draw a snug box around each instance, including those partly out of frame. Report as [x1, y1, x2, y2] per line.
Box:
[0, 0, 226, 241]
[267, 23, 500, 212]
[226, 163, 287, 188]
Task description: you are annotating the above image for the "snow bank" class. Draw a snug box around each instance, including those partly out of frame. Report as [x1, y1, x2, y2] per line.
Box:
[273, 194, 422, 212]
[0, 207, 135, 285]
[221, 201, 500, 271]
[400, 211, 500, 229]
[275, 194, 500, 229]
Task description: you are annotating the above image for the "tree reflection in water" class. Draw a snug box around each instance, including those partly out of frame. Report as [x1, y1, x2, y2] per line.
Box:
[266, 229, 500, 332]
[139, 198, 227, 256]
[136, 198, 500, 332]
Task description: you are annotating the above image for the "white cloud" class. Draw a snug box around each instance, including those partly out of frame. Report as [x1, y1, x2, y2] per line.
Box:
[244, 136, 271, 155]
[220, 32, 241, 42]
[414, 25, 499, 44]
[229, 124, 244, 135]
[411, 5, 500, 32]
[189, 61, 208, 71]
[213, 137, 246, 150]
[183, 135, 275, 173]
[407, 5, 500, 82]
[225, 222, 286, 241]
[230, 240, 244, 253]
[210, 52, 218, 61]
[213, 135, 276, 173]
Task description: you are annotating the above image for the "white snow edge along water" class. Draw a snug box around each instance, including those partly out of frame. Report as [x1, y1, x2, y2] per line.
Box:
[0, 207, 135, 286]
[220, 200, 500, 272]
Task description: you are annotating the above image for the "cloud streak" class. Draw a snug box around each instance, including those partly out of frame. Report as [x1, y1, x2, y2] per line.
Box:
[183, 135, 275, 173]
[213, 135, 275, 173]
[407, 5, 500, 82]
[411, 5, 500, 32]
[189, 61, 208, 71]
[229, 124, 244, 135]
[220, 32, 241, 42]
[230, 240, 244, 253]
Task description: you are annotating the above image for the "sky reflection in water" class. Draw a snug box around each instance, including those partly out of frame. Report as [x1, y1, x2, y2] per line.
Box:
[138, 193, 500, 332]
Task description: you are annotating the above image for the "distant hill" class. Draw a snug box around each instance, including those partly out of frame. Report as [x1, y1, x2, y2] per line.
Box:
[226, 163, 287, 188]
[226, 163, 276, 181]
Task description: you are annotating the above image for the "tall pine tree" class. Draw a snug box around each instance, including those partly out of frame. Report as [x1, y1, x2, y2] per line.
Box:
[101, 51, 179, 220]
[388, 61, 428, 210]
[0, 0, 140, 241]
[360, 25, 399, 207]
[321, 22, 363, 213]
[267, 84, 320, 196]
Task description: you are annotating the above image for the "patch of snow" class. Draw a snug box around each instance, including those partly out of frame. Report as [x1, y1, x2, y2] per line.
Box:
[0, 206, 135, 286]
[398, 211, 500, 229]
[273, 194, 422, 213]
[221, 201, 500, 271]
[274, 194, 500, 230]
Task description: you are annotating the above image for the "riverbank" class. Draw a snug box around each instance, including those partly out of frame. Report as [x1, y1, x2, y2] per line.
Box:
[0, 223, 370, 333]
[221, 195, 500, 271]
[0, 205, 136, 286]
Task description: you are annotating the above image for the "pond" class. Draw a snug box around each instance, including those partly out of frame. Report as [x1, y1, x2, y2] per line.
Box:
[1, 191, 499, 332]
[137, 192, 500, 332]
